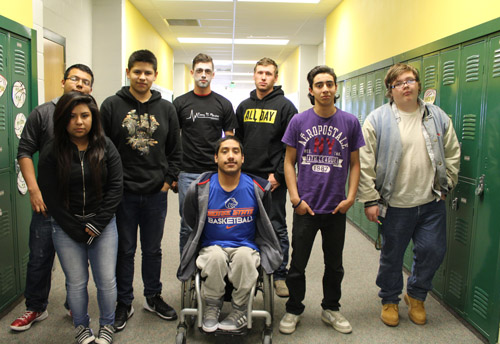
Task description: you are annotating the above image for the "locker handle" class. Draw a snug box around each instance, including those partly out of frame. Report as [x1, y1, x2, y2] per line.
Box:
[451, 197, 459, 211]
[475, 174, 485, 196]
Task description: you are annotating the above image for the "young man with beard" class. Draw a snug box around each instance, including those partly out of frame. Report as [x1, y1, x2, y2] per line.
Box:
[358, 63, 460, 327]
[235, 57, 297, 297]
[177, 136, 282, 333]
[174, 53, 237, 255]
[11, 64, 94, 332]
[280, 65, 364, 335]
[100, 50, 181, 331]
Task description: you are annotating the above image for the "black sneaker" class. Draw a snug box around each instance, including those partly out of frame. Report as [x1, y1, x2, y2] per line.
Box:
[114, 302, 134, 331]
[144, 294, 177, 320]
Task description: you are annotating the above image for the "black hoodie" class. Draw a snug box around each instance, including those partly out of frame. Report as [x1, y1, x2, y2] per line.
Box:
[101, 87, 181, 194]
[235, 86, 297, 184]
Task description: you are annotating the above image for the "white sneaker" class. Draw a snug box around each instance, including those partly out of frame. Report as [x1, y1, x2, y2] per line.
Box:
[279, 312, 300, 334]
[321, 309, 352, 334]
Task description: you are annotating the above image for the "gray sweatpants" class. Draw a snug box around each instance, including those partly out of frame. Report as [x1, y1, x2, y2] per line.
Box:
[196, 245, 260, 307]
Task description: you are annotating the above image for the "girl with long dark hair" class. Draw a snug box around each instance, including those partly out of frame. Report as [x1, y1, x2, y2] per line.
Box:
[38, 92, 123, 344]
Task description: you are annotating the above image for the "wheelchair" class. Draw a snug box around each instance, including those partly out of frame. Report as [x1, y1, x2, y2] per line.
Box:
[175, 266, 274, 344]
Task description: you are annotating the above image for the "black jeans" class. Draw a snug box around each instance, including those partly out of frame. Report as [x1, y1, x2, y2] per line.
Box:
[285, 212, 346, 315]
[269, 183, 289, 280]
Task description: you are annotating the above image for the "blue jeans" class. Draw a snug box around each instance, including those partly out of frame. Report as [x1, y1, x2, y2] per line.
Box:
[376, 200, 447, 304]
[178, 172, 201, 255]
[269, 183, 289, 280]
[116, 191, 168, 305]
[286, 212, 346, 315]
[25, 212, 55, 312]
[52, 217, 118, 327]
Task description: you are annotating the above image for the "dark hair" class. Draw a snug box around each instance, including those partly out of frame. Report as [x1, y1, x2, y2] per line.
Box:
[128, 49, 157, 72]
[384, 63, 421, 100]
[306, 65, 339, 105]
[215, 135, 244, 156]
[53, 92, 106, 207]
[64, 64, 94, 87]
[192, 53, 214, 70]
[254, 57, 278, 76]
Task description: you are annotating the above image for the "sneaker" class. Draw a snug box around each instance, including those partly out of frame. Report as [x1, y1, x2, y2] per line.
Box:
[114, 302, 134, 331]
[279, 312, 300, 334]
[218, 302, 247, 331]
[10, 310, 49, 331]
[144, 294, 177, 320]
[75, 325, 95, 344]
[274, 279, 289, 298]
[381, 304, 399, 326]
[404, 294, 426, 325]
[95, 324, 115, 344]
[202, 298, 222, 332]
[321, 309, 352, 334]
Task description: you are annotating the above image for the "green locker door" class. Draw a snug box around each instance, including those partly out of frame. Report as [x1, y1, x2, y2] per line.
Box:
[9, 34, 32, 291]
[408, 58, 423, 98]
[0, 30, 9, 171]
[374, 69, 386, 108]
[357, 74, 366, 124]
[444, 180, 475, 314]
[0, 172, 16, 309]
[343, 78, 352, 114]
[336, 80, 343, 110]
[465, 34, 500, 344]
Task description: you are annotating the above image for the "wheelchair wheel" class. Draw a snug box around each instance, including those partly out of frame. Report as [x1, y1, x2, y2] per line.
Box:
[175, 331, 186, 344]
[181, 277, 197, 328]
[262, 273, 274, 320]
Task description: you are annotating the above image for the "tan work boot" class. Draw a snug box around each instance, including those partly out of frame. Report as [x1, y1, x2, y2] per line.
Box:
[404, 294, 426, 325]
[274, 280, 289, 297]
[380, 304, 399, 326]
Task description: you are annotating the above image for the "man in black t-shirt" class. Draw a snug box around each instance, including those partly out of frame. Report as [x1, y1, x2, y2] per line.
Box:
[174, 53, 237, 254]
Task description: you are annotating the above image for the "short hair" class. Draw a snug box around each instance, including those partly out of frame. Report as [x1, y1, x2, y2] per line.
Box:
[384, 63, 422, 100]
[306, 65, 339, 105]
[192, 53, 214, 70]
[128, 49, 157, 72]
[215, 135, 244, 156]
[254, 57, 278, 76]
[64, 64, 94, 87]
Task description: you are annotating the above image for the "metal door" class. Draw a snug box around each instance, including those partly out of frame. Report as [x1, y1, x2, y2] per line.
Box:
[0, 31, 9, 171]
[0, 172, 16, 309]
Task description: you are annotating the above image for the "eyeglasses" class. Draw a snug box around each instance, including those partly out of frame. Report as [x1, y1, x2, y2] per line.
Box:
[66, 76, 92, 87]
[194, 68, 213, 76]
[391, 79, 416, 89]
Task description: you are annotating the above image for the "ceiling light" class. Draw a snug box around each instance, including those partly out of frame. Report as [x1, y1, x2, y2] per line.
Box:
[215, 72, 253, 76]
[215, 60, 256, 65]
[239, 0, 320, 2]
[178, 38, 288, 45]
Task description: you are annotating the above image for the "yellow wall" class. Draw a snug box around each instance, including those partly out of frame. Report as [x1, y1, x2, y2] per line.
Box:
[278, 47, 300, 94]
[325, 0, 500, 76]
[0, 0, 32, 28]
[184, 64, 193, 92]
[124, 0, 174, 90]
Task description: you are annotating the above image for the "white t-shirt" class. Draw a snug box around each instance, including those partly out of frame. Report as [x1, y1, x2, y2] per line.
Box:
[389, 108, 435, 208]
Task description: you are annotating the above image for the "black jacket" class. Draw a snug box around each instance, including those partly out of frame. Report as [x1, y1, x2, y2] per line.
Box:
[235, 86, 297, 184]
[100, 87, 181, 194]
[38, 137, 123, 244]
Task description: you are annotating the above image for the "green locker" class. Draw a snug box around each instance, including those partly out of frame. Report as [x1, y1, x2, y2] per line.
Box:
[336, 80, 343, 109]
[407, 58, 423, 98]
[0, 30, 9, 171]
[438, 48, 460, 129]
[365, 72, 375, 116]
[350, 77, 359, 120]
[343, 78, 352, 115]
[0, 172, 16, 308]
[374, 68, 387, 107]
[357, 74, 366, 124]
[464, 34, 500, 343]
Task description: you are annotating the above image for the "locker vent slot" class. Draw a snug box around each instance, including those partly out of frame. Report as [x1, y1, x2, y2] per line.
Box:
[375, 78, 383, 95]
[14, 49, 27, 75]
[0, 211, 10, 239]
[448, 270, 463, 299]
[472, 287, 489, 319]
[465, 55, 480, 82]
[0, 265, 15, 296]
[454, 218, 468, 245]
[359, 82, 365, 97]
[367, 80, 373, 96]
[492, 48, 500, 78]
[461, 114, 477, 141]
[424, 65, 436, 89]
[0, 105, 6, 130]
[351, 85, 357, 98]
[345, 85, 351, 99]
[442, 60, 456, 85]
[0, 45, 4, 72]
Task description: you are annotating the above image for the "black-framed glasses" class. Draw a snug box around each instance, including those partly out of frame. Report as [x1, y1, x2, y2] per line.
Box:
[391, 79, 416, 89]
[66, 76, 92, 87]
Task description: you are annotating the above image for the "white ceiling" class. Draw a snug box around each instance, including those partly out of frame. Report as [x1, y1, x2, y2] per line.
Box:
[129, 0, 342, 90]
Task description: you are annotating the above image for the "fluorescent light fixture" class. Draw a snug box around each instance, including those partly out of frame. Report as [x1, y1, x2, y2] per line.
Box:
[239, 0, 320, 2]
[215, 72, 253, 76]
[215, 60, 256, 65]
[178, 38, 288, 45]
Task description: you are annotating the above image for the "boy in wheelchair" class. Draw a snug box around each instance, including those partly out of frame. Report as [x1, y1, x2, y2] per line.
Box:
[177, 136, 282, 333]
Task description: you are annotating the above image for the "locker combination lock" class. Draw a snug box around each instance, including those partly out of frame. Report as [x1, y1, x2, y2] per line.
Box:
[475, 174, 485, 196]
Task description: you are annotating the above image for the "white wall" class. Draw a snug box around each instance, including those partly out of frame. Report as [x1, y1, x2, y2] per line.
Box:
[298, 45, 319, 112]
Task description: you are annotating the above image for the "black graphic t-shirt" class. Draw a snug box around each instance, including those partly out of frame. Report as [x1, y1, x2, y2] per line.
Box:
[174, 91, 237, 173]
